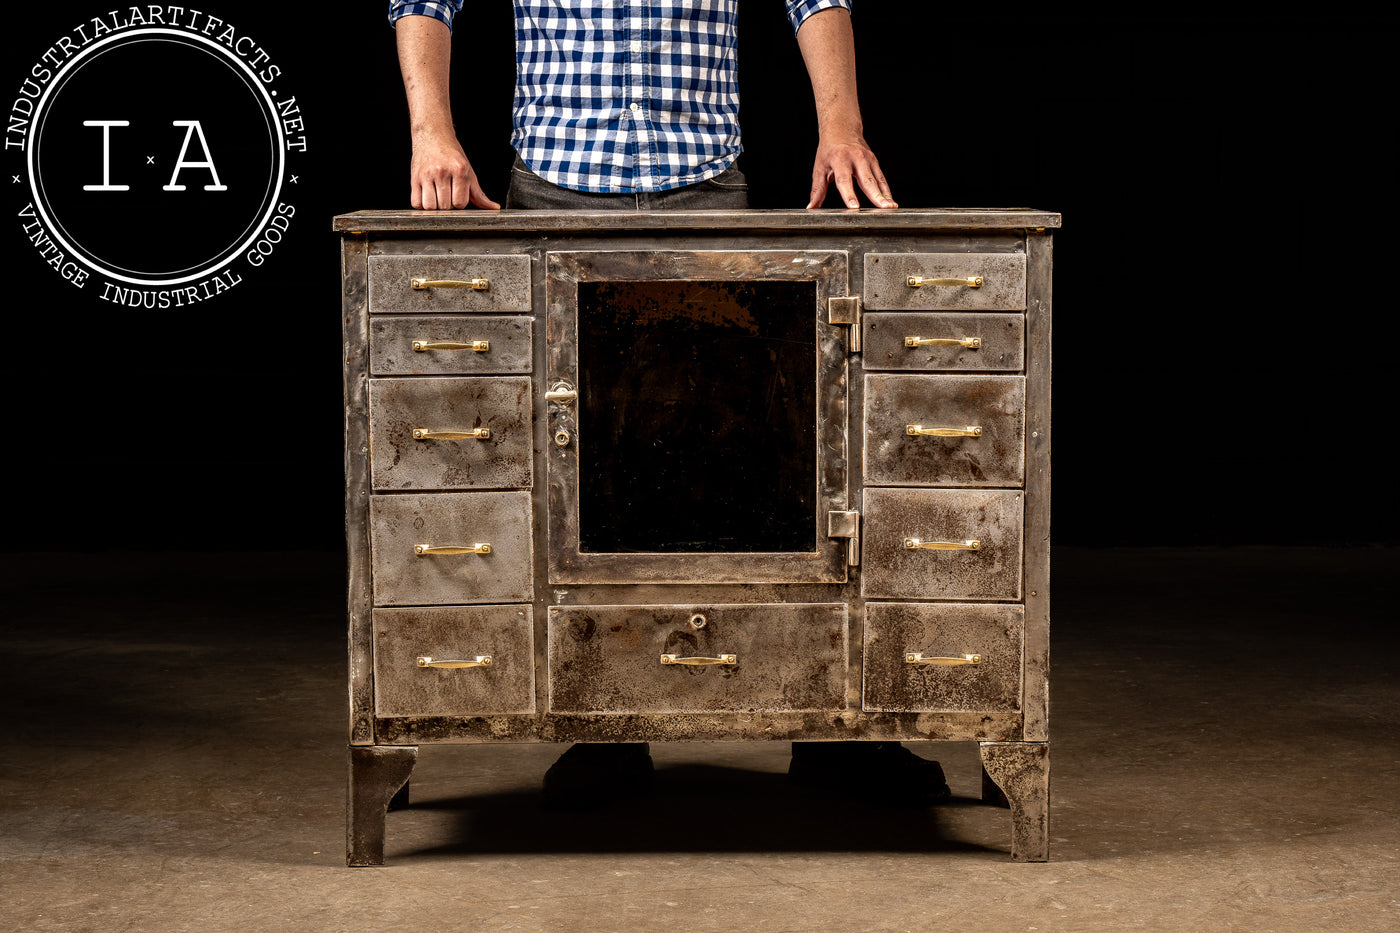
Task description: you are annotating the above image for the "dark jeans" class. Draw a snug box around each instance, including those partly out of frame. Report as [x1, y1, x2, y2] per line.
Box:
[505, 154, 750, 210]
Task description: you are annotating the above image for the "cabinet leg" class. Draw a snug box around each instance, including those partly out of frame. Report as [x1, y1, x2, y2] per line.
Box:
[347, 745, 418, 867]
[979, 742, 1049, 862]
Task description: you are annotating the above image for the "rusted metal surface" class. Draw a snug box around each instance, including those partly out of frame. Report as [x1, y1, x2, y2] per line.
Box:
[1023, 234, 1053, 742]
[862, 602, 1023, 712]
[547, 603, 847, 713]
[369, 492, 534, 605]
[863, 312, 1024, 372]
[369, 376, 533, 490]
[980, 741, 1050, 862]
[373, 708, 1025, 746]
[367, 254, 532, 314]
[544, 249, 850, 585]
[342, 235, 376, 746]
[373, 605, 535, 716]
[863, 374, 1026, 487]
[334, 208, 1062, 234]
[346, 745, 417, 867]
[369, 316, 533, 375]
[865, 252, 1027, 311]
[861, 488, 1024, 600]
[339, 211, 1055, 864]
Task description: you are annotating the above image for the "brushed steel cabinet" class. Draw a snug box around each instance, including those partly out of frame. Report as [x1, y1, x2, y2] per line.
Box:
[339, 210, 1056, 866]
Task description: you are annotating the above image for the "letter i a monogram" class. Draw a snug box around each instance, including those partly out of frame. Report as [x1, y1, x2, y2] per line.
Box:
[82, 120, 130, 191]
[81, 119, 228, 192]
[164, 120, 227, 191]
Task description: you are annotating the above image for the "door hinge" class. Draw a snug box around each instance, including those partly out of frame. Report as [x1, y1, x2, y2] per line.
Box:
[827, 296, 862, 353]
[828, 509, 860, 567]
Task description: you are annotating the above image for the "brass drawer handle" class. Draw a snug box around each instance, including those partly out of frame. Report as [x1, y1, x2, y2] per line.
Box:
[411, 277, 488, 290]
[904, 538, 980, 551]
[907, 424, 982, 437]
[660, 653, 737, 666]
[417, 656, 492, 668]
[907, 275, 983, 288]
[413, 340, 490, 352]
[412, 428, 491, 440]
[414, 543, 492, 555]
[905, 336, 981, 349]
[905, 652, 981, 666]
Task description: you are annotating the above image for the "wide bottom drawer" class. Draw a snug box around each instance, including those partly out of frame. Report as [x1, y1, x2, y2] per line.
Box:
[547, 603, 847, 714]
[863, 602, 1022, 713]
[374, 605, 535, 716]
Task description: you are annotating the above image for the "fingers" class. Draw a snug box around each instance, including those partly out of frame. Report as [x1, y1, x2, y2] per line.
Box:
[834, 170, 860, 210]
[411, 167, 499, 211]
[806, 143, 897, 209]
[409, 139, 499, 211]
[858, 162, 896, 209]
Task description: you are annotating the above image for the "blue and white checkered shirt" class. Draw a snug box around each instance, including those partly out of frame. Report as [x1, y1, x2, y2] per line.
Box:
[389, 0, 853, 193]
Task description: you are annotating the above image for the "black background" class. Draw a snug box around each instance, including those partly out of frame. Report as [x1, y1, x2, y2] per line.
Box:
[3, 8, 1396, 552]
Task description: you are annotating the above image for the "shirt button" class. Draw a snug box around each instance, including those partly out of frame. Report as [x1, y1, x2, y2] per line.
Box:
[629, 102, 641, 112]
[631, 41, 642, 53]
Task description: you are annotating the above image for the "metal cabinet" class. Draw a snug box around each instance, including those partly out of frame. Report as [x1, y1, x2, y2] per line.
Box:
[338, 209, 1056, 866]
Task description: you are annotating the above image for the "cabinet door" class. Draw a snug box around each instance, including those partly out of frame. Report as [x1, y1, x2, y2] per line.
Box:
[545, 250, 851, 585]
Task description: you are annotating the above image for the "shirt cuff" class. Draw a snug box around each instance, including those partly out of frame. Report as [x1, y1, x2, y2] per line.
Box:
[388, 0, 462, 31]
[786, 0, 853, 33]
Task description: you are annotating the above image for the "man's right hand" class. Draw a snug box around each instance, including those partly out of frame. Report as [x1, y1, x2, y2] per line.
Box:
[410, 131, 499, 210]
[397, 14, 500, 211]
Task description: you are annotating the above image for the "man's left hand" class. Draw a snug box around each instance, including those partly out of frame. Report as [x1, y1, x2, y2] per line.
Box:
[808, 137, 897, 209]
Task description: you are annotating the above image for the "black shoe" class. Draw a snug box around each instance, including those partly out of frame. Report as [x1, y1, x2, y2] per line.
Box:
[788, 742, 951, 807]
[541, 742, 654, 811]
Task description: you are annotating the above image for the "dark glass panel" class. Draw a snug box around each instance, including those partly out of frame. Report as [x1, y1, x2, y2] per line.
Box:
[578, 280, 818, 553]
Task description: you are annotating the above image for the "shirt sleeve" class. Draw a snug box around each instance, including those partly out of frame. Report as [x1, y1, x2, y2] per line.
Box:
[786, 0, 853, 33]
[388, 0, 463, 32]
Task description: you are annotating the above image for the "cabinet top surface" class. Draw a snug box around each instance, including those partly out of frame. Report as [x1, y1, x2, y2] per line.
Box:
[332, 208, 1061, 235]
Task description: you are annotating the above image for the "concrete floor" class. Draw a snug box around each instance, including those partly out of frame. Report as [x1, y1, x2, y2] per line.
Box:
[1, 547, 1396, 932]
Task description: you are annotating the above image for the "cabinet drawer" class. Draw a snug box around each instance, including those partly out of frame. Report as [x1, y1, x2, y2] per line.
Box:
[863, 313, 1024, 372]
[861, 488, 1023, 600]
[370, 492, 533, 606]
[864, 375, 1024, 487]
[865, 253, 1026, 311]
[368, 254, 532, 313]
[547, 603, 846, 713]
[373, 605, 534, 716]
[370, 316, 533, 375]
[369, 377, 532, 490]
[862, 602, 1022, 713]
